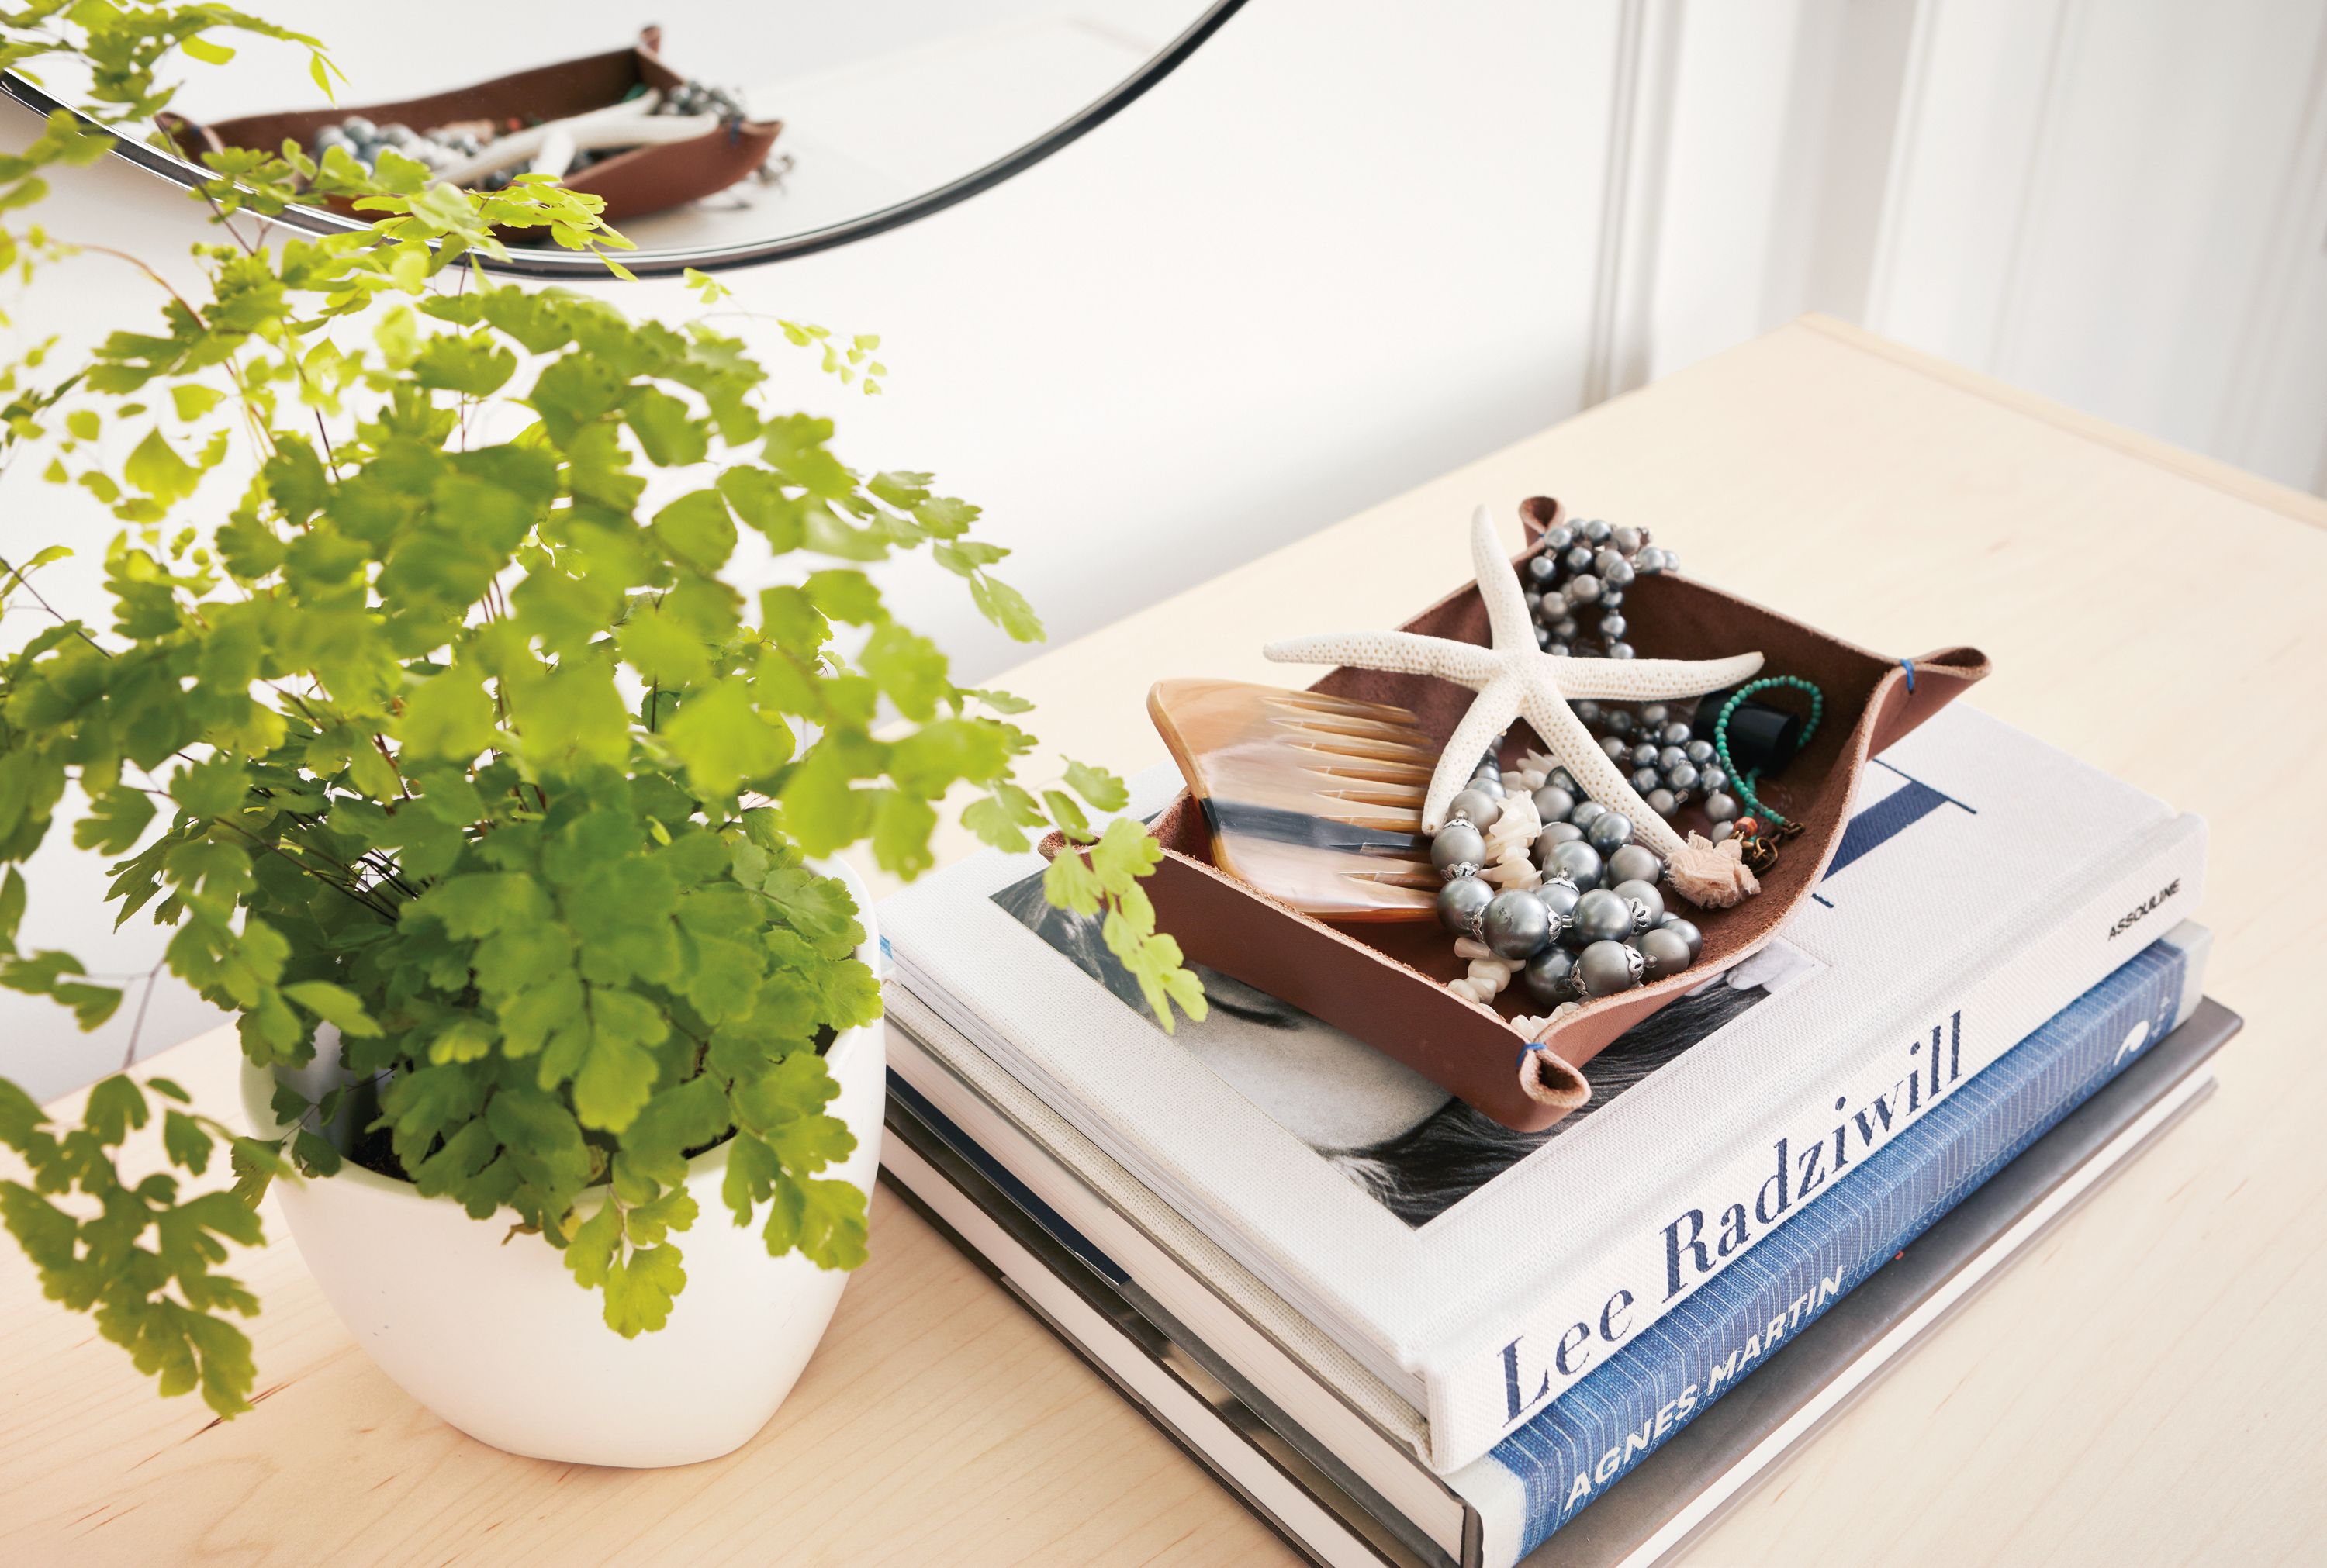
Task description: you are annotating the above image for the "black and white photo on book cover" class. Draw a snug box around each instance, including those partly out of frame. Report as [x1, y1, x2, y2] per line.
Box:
[991, 866, 1821, 1228]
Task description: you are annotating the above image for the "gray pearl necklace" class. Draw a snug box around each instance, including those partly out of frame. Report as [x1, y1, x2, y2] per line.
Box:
[1430, 518, 1710, 1009]
[1431, 738, 1706, 1007]
[1523, 516, 1738, 834]
[1574, 699, 1744, 834]
[1522, 517, 1673, 659]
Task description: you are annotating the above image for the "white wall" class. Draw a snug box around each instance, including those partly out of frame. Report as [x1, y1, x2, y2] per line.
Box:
[1618, 0, 2327, 493]
[1880, 0, 2327, 492]
[7, 0, 2325, 1100]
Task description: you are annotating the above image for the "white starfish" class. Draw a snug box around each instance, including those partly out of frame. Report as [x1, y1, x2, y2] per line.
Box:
[1264, 505, 1766, 907]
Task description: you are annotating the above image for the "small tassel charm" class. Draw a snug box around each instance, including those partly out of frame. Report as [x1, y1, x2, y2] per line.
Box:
[1665, 831, 1759, 909]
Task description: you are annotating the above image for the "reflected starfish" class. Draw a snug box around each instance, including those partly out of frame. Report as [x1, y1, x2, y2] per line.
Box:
[1264, 506, 1765, 907]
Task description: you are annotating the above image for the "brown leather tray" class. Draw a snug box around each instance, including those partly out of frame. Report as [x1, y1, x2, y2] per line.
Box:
[157, 27, 779, 229]
[1120, 496, 1986, 1132]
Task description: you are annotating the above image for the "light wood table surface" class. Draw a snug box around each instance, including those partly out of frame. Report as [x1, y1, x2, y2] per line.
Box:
[5, 316, 2324, 1566]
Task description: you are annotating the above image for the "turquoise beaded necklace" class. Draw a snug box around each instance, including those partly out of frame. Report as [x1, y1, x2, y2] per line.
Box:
[1710, 675, 1823, 828]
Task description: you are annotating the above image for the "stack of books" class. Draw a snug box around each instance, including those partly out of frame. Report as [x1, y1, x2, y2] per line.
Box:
[876, 703, 2232, 1567]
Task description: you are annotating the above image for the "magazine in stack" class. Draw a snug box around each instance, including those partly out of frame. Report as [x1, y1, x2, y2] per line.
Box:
[877, 703, 2232, 1566]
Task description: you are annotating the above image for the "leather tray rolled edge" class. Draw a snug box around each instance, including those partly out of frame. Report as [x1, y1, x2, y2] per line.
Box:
[1052, 496, 1986, 1131]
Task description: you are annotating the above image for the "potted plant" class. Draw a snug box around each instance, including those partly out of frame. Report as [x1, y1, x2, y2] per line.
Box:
[0, 4, 1202, 1462]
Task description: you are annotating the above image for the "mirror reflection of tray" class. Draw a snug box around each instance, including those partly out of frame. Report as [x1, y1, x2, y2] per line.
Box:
[1131, 496, 1987, 1133]
[157, 27, 779, 228]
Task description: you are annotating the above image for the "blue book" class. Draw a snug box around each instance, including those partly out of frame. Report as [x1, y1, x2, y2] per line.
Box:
[1457, 924, 2206, 1566]
[883, 921, 2210, 1568]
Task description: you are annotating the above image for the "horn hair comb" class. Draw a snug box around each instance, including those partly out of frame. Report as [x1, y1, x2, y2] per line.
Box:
[1148, 679, 1444, 920]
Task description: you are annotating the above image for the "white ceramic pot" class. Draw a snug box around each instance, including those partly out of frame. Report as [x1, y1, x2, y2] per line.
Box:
[241, 860, 885, 1468]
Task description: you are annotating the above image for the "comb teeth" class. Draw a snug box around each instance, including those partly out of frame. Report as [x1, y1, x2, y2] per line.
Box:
[1295, 752, 1435, 784]
[1150, 678, 1453, 921]
[1272, 710, 1433, 746]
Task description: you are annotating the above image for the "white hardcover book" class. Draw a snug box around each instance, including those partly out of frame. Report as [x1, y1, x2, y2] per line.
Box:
[881, 703, 2206, 1472]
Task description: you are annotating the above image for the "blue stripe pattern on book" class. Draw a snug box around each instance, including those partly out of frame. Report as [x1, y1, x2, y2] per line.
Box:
[1488, 938, 2188, 1562]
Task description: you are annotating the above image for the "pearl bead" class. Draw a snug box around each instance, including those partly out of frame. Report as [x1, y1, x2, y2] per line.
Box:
[1437, 876, 1492, 934]
[1446, 788, 1502, 831]
[1630, 766, 1661, 794]
[1611, 878, 1665, 928]
[1665, 760, 1699, 793]
[1563, 545, 1595, 574]
[1703, 791, 1740, 824]
[1606, 710, 1634, 736]
[1658, 744, 1686, 771]
[1599, 613, 1627, 639]
[1607, 843, 1663, 886]
[1537, 876, 1581, 927]
[1699, 765, 1728, 793]
[1613, 526, 1645, 554]
[1573, 700, 1602, 725]
[1662, 723, 1692, 748]
[1544, 524, 1573, 550]
[1660, 914, 1703, 961]
[1565, 574, 1603, 606]
[1708, 820, 1734, 842]
[1601, 735, 1630, 763]
[1546, 641, 1570, 656]
[1552, 617, 1578, 639]
[1568, 800, 1607, 831]
[1547, 768, 1578, 793]
[1523, 946, 1578, 1005]
[1578, 939, 1644, 997]
[1601, 558, 1635, 589]
[1637, 926, 1693, 979]
[1534, 624, 1553, 649]
[1646, 788, 1677, 817]
[1684, 739, 1714, 764]
[1582, 519, 1612, 543]
[1525, 554, 1556, 585]
[1593, 547, 1627, 578]
[1573, 888, 1634, 945]
[1660, 550, 1679, 573]
[1546, 839, 1604, 891]
[1430, 822, 1486, 876]
[1532, 786, 1575, 823]
[1607, 641, 1634, 659]
[1586, 811, 1634, 854]
[1482, 889, 1552, 960]
[1631, 742, 1659, 768]
[1537, 820, 1584, 852]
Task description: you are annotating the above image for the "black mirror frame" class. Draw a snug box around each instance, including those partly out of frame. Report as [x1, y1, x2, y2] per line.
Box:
[0, 0, 1245, 278]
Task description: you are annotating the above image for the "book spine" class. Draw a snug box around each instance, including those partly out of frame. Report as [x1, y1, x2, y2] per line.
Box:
[1429, 813, 2205, 1470]
[1462, 933, 2195, 1568]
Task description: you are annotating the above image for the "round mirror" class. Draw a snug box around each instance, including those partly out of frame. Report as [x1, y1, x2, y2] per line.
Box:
[2, 1, 1243, 275]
